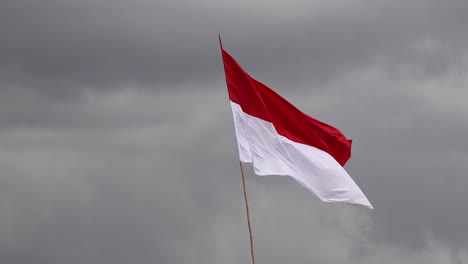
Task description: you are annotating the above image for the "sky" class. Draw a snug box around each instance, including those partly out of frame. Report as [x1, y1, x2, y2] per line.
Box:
[1, 0, 468, 263]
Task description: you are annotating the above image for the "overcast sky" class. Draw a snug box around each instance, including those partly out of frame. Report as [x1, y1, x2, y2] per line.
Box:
[1, 0, 468, 263]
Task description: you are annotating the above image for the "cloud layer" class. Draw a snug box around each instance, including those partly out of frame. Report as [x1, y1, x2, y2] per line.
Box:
[1, 0, 468, 263]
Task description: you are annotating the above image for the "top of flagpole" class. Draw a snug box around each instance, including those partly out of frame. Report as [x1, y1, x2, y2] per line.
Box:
[218, 35, 223, 49]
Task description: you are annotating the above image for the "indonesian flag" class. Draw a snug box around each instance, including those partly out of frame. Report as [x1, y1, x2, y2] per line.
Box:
[221, 48, 373, 209]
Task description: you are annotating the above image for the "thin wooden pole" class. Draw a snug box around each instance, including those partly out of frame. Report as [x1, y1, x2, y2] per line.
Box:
[239, 161, 256, 264]
[218, 34, 223, 49]
[218, 35, 256, 264]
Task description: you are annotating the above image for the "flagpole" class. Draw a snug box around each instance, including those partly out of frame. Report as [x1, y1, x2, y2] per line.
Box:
[218, 35, 256, 264]
[239, 161, 256, 264]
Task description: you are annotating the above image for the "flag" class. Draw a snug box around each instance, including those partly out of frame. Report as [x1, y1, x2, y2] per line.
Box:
[221, 48, 373, 209]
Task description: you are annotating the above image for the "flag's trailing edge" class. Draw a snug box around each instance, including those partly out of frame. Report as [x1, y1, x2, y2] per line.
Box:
[221, 48, 373, 209]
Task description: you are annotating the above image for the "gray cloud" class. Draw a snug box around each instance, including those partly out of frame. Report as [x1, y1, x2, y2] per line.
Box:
[1, 0, 468, 263]
[2, 0, 468, 97]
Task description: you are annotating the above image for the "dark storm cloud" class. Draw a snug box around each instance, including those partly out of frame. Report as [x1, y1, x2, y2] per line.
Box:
[0, 0, 220, 99]
[1, 0, 468, 263]
[2, 0, 468, 98]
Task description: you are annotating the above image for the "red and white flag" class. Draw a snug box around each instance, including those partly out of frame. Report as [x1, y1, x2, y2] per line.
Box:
[221, 48, 373, 209]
